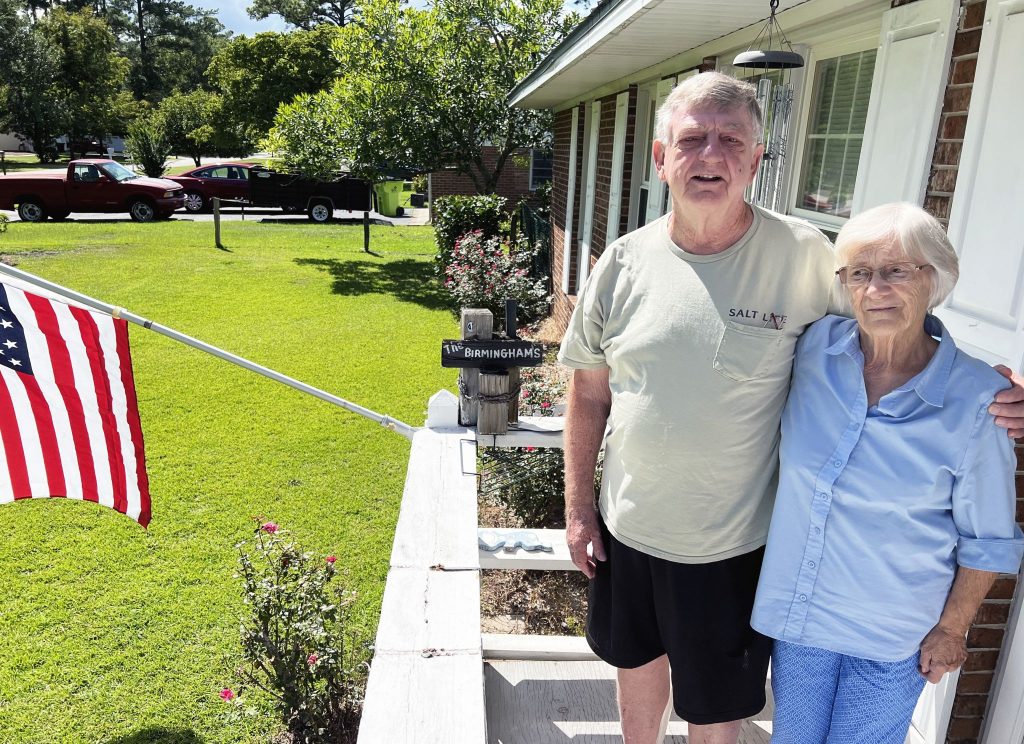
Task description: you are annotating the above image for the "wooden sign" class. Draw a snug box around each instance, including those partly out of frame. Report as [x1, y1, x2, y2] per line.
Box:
[441, 339, 544, 369]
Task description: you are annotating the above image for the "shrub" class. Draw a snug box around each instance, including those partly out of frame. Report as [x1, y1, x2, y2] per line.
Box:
[0, 214, 8, 233]
[443, 231, 550, 326]
[124, 114, 171, 178]
[231, 520, 362, 743]
[432, 194, 506, 274]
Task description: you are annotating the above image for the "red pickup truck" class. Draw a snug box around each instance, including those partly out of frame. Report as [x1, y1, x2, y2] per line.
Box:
[0, 159, 185, 222]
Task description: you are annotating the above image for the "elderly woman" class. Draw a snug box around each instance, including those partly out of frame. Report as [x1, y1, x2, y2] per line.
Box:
[751, 202, 1024, 744]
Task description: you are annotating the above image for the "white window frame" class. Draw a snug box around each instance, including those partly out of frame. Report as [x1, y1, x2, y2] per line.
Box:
[786, 34, 881, 231]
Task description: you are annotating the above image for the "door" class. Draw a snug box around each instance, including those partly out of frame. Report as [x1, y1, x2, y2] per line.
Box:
[67, 163, 109, 211]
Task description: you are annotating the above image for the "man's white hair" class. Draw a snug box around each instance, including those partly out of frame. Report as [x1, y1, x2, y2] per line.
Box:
[654, 72, 764, 146]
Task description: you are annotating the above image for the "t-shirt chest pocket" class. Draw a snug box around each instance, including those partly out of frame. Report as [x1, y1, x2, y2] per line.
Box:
[714, 321, 786, 381]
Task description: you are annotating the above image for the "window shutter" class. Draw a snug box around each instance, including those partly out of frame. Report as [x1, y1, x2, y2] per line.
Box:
[851, 0, 959, 213]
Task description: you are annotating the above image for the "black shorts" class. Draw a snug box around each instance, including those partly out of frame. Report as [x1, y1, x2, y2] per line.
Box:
[586, 521, 772, 725]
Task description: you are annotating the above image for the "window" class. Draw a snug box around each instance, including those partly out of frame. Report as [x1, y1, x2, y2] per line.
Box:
[795, 49, 876, 220]
[73, 165, 101, 183]
[529, 149, 552, 190]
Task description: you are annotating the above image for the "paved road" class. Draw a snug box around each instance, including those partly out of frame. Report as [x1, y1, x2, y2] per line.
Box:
[0, 206, 431, 226]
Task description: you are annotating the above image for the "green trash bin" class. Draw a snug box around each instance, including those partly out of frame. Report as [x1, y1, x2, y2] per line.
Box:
[373, 181, 405, 217]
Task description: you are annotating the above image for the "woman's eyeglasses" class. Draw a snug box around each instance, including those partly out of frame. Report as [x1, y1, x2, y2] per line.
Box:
[835, 263, 929, 286]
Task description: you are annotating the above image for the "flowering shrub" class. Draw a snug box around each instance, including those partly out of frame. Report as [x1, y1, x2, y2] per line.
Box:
[432, 194, 506, 275]
[519, 366, 565, 417]
[443, 230, 550, 325]
[231, 520, 362, 743]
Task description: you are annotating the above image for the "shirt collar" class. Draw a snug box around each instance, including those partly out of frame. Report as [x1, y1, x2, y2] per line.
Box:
[824, 314, 955, 408]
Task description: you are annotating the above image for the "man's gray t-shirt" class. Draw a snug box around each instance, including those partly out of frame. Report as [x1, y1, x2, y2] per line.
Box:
[559, 207, 834, 563]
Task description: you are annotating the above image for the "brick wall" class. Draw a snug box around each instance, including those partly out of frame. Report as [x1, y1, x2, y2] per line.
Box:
[548, 89, 637, 338]
[923, 0, 984, 229]
[429, 146, 534, 208]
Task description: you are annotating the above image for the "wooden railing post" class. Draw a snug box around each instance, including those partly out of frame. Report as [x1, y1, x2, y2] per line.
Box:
[459, 308, 492, 426]
[213, 197, 223, 249]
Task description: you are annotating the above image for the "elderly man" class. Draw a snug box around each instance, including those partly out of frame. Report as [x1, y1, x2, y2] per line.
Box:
[559, 72, 1024, 744]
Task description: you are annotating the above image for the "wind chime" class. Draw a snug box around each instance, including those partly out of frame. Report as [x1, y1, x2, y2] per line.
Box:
[733, 0, 804, 213]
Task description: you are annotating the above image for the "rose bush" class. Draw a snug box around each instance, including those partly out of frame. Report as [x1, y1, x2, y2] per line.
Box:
[443, 230, 550, 325]
[229, 520, 363, 743]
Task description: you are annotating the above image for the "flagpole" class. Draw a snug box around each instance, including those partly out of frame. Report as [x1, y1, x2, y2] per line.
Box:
[0, 264, 418, 441]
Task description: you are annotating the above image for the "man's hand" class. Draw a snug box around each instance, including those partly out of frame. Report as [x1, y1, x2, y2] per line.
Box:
[566, 507, 606, 579]
[919, 624, 968, 684]
[990, 365, 1024, 439]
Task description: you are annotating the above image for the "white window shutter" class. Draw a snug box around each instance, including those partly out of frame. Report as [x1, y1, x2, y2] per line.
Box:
[936, 0, 1024, 374]
[645, 75, 677, 225]
[851, 0, 958, 214]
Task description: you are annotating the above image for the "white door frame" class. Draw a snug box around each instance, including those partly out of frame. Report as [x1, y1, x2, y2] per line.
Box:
[981, 569, 1024, 743]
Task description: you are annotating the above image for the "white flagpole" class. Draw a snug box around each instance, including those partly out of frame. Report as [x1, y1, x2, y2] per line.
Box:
[0, 263, 418, 441]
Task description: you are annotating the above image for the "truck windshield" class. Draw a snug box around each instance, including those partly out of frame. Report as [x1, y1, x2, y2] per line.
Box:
[101, 162, 140, 182]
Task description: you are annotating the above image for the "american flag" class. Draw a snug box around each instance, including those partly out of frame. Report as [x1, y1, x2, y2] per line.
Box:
[0, 281, 150, 526]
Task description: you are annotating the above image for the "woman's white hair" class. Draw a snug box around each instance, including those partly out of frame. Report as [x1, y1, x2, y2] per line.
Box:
[654, 72, 763, 146]
[833, 202, 959, 313]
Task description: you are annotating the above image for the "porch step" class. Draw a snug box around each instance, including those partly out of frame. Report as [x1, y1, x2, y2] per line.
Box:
[478, 528, 578, 571]
[482, 633, 598, 661]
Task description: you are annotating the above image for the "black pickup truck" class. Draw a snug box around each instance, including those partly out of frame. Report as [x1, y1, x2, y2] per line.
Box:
[248, 167, 373, 223]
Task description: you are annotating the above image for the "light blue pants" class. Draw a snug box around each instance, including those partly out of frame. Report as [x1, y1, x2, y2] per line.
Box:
[771, 640, 927, 744]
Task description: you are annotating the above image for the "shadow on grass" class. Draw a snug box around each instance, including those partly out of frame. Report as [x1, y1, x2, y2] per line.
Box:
[294, 257, 450, 311]
[105, 727, 204, 744]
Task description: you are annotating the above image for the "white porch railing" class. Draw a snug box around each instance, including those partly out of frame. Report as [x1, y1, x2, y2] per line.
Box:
[357, 391, 577, 743]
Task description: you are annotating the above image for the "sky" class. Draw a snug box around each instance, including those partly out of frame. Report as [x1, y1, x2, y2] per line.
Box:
[190, 0, 289, 36]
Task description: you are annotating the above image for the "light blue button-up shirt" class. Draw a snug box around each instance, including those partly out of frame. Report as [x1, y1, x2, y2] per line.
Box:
[751, 314, 1024, 662]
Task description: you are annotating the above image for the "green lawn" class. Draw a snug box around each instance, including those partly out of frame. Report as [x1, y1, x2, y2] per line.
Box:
[0, 220, 457, 743]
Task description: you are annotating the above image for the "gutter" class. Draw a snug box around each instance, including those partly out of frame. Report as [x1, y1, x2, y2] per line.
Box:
[508, 0, 637, 107]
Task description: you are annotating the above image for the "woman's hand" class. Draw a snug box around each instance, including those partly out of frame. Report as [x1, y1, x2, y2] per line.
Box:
[919, 624, 968, 683]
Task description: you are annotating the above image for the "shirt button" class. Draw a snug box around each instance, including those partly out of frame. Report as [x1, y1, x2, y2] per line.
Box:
[833, 460, 842, 468]
[808, 561, 815, 568]
[799, 594, 807, 602]
[814, 527, 821, 534]
[818, 492, 828, 499]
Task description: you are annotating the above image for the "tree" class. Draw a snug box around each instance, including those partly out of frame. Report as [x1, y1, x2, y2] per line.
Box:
[206, 26, 341, 145]
[247, 0, 355, 29]
[37, 8, 130, 152]
[158, 89, 220, 165]
[3, 21, 66, 160]
[103, 0, 229, 102]
[124, 113, 171, 177]
[269, 0, 578, 191]
[261, 92, 346, 180]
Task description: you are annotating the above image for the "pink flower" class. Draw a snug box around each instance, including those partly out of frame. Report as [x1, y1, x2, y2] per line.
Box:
[261, 521, 279, 534]
[521, 390, 530, 398]
[326, 555, 336, 565]
[541, 402, 551, 409]
[220, 688, 235, 701]
[525, 447, 536, 452]
[307, 652, 319, 666]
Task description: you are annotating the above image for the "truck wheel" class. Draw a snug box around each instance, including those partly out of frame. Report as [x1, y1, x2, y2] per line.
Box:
[129, 199, 156, 223]
[17, 200, 47, 223]
[183, 191, 207, 213]
[307, 201, 333, 224]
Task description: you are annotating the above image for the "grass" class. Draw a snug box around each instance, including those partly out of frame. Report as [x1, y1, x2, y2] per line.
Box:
[0, 219, 457, 743]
